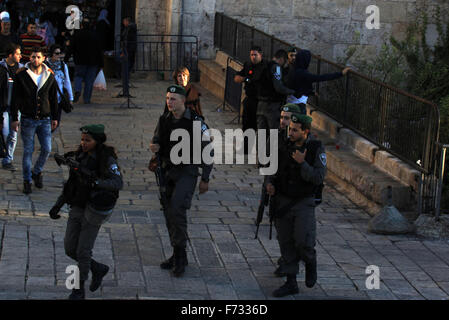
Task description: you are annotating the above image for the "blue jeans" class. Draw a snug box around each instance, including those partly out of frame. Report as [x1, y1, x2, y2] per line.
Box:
[74, 65, 98, 103]
[21, 117, 52, 182]
[2, 111, 20, 165]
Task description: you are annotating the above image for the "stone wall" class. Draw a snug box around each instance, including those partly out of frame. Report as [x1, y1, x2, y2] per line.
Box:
[135, 0, 449, 62]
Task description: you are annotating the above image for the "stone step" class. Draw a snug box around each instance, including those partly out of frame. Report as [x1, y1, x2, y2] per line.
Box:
[313, 127, 417, 216]
[198, 59, 226, 100]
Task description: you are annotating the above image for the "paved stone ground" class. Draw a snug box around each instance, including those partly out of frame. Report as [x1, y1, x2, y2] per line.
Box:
[1, 77, 449, 300]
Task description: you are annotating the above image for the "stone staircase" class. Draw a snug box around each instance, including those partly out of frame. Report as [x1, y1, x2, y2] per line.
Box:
[198, 50, 420, 217]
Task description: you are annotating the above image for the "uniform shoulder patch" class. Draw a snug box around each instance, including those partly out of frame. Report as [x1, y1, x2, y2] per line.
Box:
[319, 153, 327, 166]
[110, 163, 121, 176]
[273, 65, 281, 80]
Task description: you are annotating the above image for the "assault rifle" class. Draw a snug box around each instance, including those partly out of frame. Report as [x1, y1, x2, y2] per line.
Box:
[254, 178, 269, 239]
[49, 153, 96, 219]
[54, 153, 96, 183]
[148, 139, 168, 211]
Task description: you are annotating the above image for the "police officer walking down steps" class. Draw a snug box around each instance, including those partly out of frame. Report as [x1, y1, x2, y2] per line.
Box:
[50, 124, 123, 300]
[266, 114, 326, 297]
[257, 49, 295, 131]
[150, 85, 213, 277]
[234, 45, 265, 154]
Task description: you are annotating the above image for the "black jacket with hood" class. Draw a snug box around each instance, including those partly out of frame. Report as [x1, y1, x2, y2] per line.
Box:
[287, 49, 343, 98]
[10, 62, 58, 122]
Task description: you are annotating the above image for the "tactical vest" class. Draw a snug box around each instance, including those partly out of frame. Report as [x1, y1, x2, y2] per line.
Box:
[275, 139, 322, 199]
[64, 147, 119, 211]
[158, 110, 205, 166]
[258, 61, 284, 102]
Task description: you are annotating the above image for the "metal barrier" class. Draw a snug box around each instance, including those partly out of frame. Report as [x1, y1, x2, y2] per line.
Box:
[116, 34, 199, 80]
[219, 57, 243, 124]
[214, 12, 441, 215]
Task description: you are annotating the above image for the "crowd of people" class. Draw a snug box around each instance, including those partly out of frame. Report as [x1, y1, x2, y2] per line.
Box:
[0, 3, 352, 299]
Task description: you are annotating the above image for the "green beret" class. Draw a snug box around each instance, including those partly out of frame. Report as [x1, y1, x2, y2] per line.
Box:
[290, 113, 312, 125]
[281, 103, 301, 114]
[288, 47, 297, 53]
[167, 84, 186, 96]
[80, 124, 105, 135]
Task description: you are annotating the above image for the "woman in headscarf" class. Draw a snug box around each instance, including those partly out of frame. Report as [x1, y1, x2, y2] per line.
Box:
[96, 9, 113, 52]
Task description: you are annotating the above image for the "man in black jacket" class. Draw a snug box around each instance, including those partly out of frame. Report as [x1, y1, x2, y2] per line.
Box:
[67, 19, 103, 104]
[11, 46, 58, 194]
[119, 16, 137, 97]
[0, 43, 23, 171]
[234, 45, 265, 154]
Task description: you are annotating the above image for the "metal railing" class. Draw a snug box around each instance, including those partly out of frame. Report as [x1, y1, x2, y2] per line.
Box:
[115, 34, 199, 80]
[214, 12, 441, 215]
[214, 12, 440, 174]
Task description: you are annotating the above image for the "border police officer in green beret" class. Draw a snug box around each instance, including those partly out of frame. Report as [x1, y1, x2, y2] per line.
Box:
[52, 124, 123, 299]
[266, 113, 326, 297]
[150, 85, 214, 277]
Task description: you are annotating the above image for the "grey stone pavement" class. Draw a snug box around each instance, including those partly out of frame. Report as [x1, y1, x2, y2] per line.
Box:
[1, 77, 449, 300]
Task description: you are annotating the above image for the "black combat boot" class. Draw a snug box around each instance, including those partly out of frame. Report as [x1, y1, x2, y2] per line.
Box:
[23, 181, 32, 194]
[274, 265, 287, 277]
[274, 257, 286, 277]
[68, 280, 85, 300]
[90, 259, 109, 292]
[172, 246, 188, 277]
[32, 172, 43, 189]
[160, 254, 174, 270]
[305, 258, 317, 288]
[273, 274, 299, 297]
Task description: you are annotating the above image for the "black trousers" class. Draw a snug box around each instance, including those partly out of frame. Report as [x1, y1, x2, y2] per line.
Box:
[163, 166, 198, 249]
[242, 96, 258, 153]
[274, 196, 317, 275]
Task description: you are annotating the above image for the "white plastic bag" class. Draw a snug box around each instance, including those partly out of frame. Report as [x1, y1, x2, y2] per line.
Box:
[93, 69, 107, 91]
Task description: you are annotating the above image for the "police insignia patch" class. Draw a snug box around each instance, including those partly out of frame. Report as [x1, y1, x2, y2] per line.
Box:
[274, 66, 281, 80]
[319, 153, 327, 166]
[201, 124, 210, 137]
[170, 87, 176, 93]
[110, 164, 121, 175]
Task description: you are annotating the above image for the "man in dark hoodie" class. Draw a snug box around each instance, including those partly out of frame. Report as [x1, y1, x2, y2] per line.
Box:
[286, 49, 350, 114]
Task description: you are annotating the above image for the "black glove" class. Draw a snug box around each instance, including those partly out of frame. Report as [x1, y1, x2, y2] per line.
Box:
[49, 206, 61, 219]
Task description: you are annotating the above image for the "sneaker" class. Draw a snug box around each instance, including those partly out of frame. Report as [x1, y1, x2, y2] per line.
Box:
[272, 281, 299, 297]
[2, 163, 16, 171]
[32, 172, 43, 189]
[23, 181, 32, 194]
[73, 92, 81, 103]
